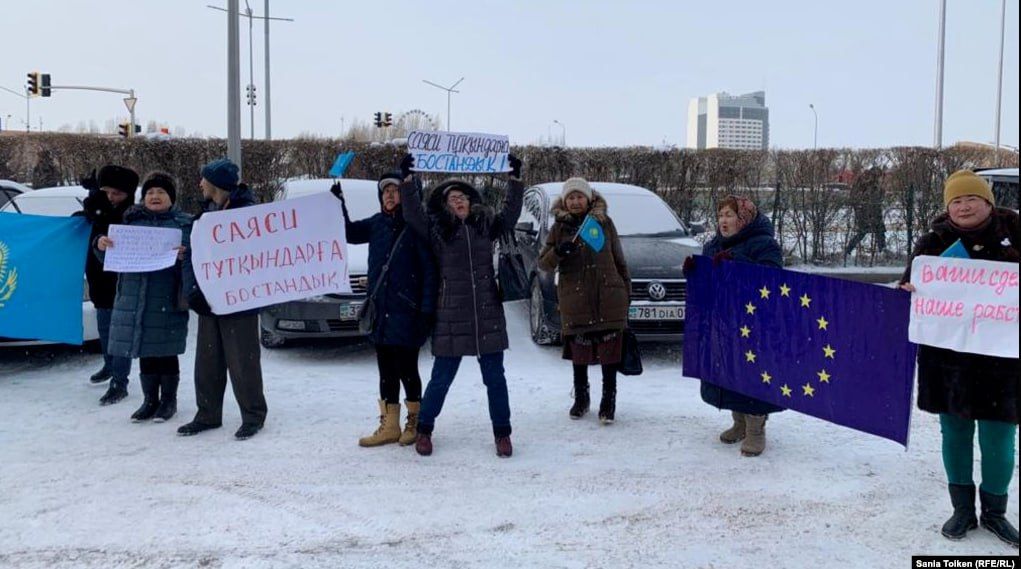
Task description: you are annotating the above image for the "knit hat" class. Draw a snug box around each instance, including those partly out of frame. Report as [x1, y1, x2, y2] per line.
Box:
[201, 158, 240, 193]
[377, 172, 402, 194]
[561, 177, 593, 201]
[141, 171, 177, 204]
[97, 164, 139, 196]
[720, 195, 758, 226]
[943, 170, 994, 207]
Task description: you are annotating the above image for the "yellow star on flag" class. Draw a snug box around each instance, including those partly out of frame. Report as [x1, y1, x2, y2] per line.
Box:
[739, 325, 751, 338]
[823, 344, 836, 359]
[759, 286, 771, 299]
[760, 371, 772, 384]
[779, 283, 791, 297]
[817, 369, 831, 383]
[800, 294, 812, 308]
[780, 384, 792, 397]
[802, 383, 816, 397]
[745, 350, 757, 363]
[817, 316, 829, 330]
[745, 302, 756, 315]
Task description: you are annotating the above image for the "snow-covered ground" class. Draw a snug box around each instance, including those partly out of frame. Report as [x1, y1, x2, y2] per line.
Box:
[1, 301, 1017, 568]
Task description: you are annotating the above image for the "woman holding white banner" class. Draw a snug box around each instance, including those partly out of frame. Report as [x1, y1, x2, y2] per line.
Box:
[900, 170, 1019, 548]
[97, 172, 192, 425]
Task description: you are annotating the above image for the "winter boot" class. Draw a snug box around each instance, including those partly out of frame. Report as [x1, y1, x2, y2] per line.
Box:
[399, 400, 420, 446]
[495, 436, 513, 458]
[89, 364, 112, 384]
[941, 483, 978, 540]
[720, 411, 747, 444]
[130, 374, 161, 422]
[598, 376, 616, 425]
[570, 382, 590, 420]
[741, 415, 767, 457]
[235, 423, 263, 440]
[979, 489, 1019, 548]
[152, 374, 179, 423]
[358, 400, 401, 447]
[98, 378, 128, 406]
[415, 433, 433, 456]
[177, 420, 222, 437]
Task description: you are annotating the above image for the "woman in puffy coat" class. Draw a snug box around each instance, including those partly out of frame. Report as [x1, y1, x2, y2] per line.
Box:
[98, 172, 191, 425]
[695, 195, 783, 457]
[538, 177, 630, 424]
[900, 170, 1019, 548]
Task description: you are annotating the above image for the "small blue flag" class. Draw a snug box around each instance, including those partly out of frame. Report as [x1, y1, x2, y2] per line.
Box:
[0, 213, 91, 344]
[577, 215, 605, 253]
[940, 239, 970, 259]
[328, 151, 356, 178]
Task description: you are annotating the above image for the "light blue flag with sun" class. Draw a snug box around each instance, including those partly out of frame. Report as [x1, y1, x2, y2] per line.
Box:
[576, 214, 605, 253]
[0, 212, 91, 344]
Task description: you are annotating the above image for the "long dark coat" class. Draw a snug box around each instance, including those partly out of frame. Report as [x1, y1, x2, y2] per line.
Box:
[400, 178, 524, 357]
[699, 213, 786, 416]
[106, 205, 193, 358]
[902, 207, 1020, 424]
[75, 190, 134, 310]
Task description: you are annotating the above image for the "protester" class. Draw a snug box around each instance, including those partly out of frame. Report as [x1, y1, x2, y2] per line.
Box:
[900, 170, 1019, 548]
[537, 177, 629, 424]
[178, 158, 268, 441]
[97, 172, 191, 423]
[75, 165, 138, 405]
[399, 153, 523, 457]
[844, 167, 887, 256]
[330, 172, 437, 447]
[688, 195, 783, 457]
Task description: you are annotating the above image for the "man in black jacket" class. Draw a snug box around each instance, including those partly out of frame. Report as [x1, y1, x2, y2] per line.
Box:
[178, 158, 268, 441]
[76, 165, 138, 405]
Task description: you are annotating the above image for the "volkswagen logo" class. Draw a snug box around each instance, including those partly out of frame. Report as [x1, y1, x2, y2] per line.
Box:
[647, 281, 667, 301]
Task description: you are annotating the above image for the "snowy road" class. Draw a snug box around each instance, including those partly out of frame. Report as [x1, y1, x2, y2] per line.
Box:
[1, 302, 1016, 568]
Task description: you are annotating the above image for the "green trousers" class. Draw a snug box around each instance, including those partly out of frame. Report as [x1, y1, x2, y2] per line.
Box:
[940, 413, 1017, 496]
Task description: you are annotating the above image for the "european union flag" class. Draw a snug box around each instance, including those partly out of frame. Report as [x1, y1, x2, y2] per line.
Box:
[683, 256, 917, 446]
[576, 214, 605, 253]
[0, 213, 91, 344]
[328, 151, 356, 178]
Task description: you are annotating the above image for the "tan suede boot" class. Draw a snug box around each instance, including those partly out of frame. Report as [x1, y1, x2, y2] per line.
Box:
[399, 400, 420, 446]
[741, 414, 767, 457]
[358, 400, 401, 447]
[719, 411, 746, 444]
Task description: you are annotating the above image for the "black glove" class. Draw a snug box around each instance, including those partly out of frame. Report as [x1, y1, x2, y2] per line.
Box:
[80, 169, 99, 192]
[556, 241, 578, 257]
[329, 181, 344, 201]
[711, 250, 734, 266]
[508, 154, 522, 179]
[188, 290, 214, 316]
[682, 256, 696, 276]
[81, 189, 111, 223]
[399, 154, 415, 179]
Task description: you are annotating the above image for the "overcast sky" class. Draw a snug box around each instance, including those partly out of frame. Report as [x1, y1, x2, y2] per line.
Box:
[2, 0, 1017, 149]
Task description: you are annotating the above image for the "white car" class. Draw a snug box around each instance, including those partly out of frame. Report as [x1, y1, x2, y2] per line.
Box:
[976, 167, 1019, 212]
[0, 179, 32, 209]
[0, 186, 100, 348]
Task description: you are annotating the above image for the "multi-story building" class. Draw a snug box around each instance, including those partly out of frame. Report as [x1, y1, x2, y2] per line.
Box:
[687, 91, 769, 150]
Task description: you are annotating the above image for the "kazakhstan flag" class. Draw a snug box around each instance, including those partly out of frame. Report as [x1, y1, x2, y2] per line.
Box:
[577, 214, 605, 253]
[0, 212, 91, 344]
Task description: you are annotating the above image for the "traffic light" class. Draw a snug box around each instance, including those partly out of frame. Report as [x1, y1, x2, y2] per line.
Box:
[245, 84, 256, 106]
[27, 72, 40, 96]
[41, 74, 51, 97]
[383, 112, 393, 127]
[118, 122, 130, 137]
[373, 112, 383, 128]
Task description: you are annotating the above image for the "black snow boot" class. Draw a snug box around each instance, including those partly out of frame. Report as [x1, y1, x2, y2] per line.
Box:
[941, 483, 978, 540]
[570, 366, 590, 420]
[979, 489, 1019, 548]
[598, 372, 617, 425]
[177, 420, 222, 437]
[130, 374, 161, 422]
[89, 364, 112, 384]
[98, 378, 128, 406]
[152, 374, 179, 423]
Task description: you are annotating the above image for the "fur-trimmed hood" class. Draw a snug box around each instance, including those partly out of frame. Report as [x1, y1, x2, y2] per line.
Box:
[550, 189, 609, 223]
[427, 179, 495, 235]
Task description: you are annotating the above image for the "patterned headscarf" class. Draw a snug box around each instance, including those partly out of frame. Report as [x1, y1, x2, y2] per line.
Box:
[720, 195, 758, 229]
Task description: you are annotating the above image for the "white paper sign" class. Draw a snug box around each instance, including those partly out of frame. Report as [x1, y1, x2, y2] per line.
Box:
[909, 255, 1019, 358]
[190, 192, 352, 315]
[103, 224, 182, 273]
[407, 130, 511, 174]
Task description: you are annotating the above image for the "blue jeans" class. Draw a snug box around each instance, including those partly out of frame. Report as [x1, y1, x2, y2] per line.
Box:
[96, 308, 132, 386]
[417, 352, 511, 437]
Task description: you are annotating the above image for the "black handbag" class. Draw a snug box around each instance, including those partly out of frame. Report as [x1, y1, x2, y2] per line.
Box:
[618, 329, 643, 376]
[357, 229, 407, 335]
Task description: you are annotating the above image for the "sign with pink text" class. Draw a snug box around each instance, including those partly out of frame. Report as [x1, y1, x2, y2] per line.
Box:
[909, 255, 1019, 358]
[190, 192, 352, 315]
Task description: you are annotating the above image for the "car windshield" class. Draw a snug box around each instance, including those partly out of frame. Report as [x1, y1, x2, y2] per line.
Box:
[600, 193, 686, 236]
[1, 195, 82, 216]
[286, 185, 380, 219]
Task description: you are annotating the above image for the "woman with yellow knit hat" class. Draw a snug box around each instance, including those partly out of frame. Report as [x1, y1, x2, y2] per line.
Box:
[900, 170, 1019, 548]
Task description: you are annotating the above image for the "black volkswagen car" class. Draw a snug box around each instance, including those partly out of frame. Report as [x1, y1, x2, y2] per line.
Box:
[497, 182, 702, 345]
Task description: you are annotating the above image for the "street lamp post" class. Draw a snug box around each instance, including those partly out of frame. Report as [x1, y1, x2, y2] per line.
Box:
[809, 104, 818, 151]
[934, 0, 947, 148]
[553, 119, 566, 146]
[994, 0, 1006, 165]
[423, 77, 464, 131]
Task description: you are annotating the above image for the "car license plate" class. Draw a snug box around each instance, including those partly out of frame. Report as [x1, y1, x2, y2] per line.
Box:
[339, 302, 362, 321]
[629, 305, 684, 321]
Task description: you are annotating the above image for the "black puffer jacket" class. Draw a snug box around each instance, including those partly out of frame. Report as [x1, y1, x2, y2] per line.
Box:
[400, 178, 524, 357]
[74, 190, 134, 309]
[902, 208, 1020, 424]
